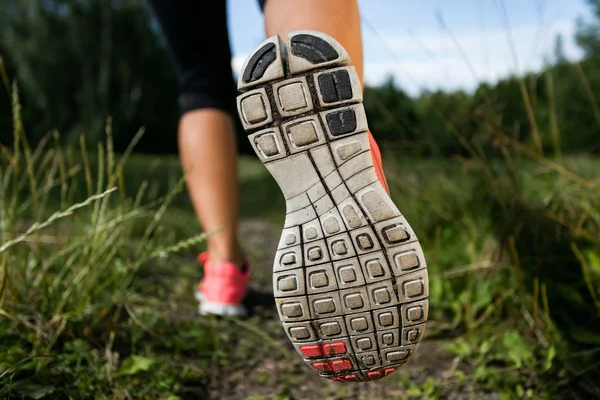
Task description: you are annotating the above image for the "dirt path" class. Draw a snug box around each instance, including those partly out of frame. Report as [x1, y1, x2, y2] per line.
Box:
[202, 219, 499, 400]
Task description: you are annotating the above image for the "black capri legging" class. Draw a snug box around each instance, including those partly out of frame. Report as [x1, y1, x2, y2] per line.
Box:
[148, 0, 267, 117]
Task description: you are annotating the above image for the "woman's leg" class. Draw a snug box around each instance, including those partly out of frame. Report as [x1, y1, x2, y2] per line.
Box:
[262, 0, 364, 85]
[148, 0, 244, 266]
[178, 110, 244, 266]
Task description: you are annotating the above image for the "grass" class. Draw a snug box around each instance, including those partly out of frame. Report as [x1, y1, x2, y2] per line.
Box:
[1, 78, 600, 399]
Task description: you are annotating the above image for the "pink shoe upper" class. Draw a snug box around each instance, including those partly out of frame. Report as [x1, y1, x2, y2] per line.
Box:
[367, 130, 390, 195]
[197, 252, 250, 305]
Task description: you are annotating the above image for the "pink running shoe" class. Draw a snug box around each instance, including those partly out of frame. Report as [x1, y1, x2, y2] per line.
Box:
[195, 252, 250, 316]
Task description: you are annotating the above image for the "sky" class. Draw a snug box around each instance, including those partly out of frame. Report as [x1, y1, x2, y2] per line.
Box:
[226, 0, 591, 96]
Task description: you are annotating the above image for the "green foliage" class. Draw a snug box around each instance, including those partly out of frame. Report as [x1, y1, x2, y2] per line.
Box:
[363, 1, 600, 157]
[118, 355, 154, 376]
[2, 0, 600, 157]
[1, 91, 599, 397]
[363, 77, 420, 146]
[1, 1, 600, 399]
[0, 83, 215, 399]
[363, 65, 600, 157]
[0, 0, 180, 153]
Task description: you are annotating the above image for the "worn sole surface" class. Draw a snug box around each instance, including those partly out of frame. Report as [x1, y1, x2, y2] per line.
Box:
[236, 30, 429, 383]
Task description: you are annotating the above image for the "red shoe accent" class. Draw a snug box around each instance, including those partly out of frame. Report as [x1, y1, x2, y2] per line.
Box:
[329, 374, 360, 383]
[322, 342, 346, 356]
[301, 342, 347, 358]
[300, 345, 323, 358]
[367, 131, 390, 194]
[312, 362, 333, 373]
[384, 367, 396, 376]
[331, 359, 352, 372]
[342, 374, 360, 382]
[367, 370, 384, 380]
[197, 252, 209, 264]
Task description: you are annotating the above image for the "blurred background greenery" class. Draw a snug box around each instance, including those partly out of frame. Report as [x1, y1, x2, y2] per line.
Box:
[1, 1, 599, 399]
[1, 0, 600, 156]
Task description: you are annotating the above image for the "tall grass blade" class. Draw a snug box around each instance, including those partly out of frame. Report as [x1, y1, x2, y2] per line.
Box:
[571, 243, 600, 314]
[0, 55, 10, 95]
[575, 62, 600, 130]
[545, 71, 562, 160]
[0, 188, 116, 254]
[0, 254, 7, 309]
[497, 0, 543, 153]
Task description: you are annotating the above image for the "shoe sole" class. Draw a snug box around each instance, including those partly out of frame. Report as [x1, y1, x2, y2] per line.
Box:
[236, 30, 429, 382]
[195, 291, 247, 317]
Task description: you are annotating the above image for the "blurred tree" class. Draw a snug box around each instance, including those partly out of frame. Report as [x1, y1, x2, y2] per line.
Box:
[576, 0, 600, 57]
[0, 0, 181, 153]
[554, 34, 568, 64]
[415, 89, 474, 157]
[0, 0, 599, 156]
[555, 0, 600, 153]
[363, 76, 420, 152]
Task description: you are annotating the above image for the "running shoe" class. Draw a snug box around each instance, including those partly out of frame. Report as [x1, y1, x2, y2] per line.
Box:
[235, 30, 429, 382]
[195, 252, 250, 317]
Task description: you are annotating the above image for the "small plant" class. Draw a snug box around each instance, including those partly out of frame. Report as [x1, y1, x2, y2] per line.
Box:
[0, 80, 211, 398]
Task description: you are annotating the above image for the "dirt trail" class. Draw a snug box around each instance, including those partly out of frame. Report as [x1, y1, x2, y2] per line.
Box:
[203, 219, 499, 400]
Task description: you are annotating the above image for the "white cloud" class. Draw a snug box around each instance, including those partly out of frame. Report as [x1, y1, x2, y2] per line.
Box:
[231, 52, 249, 77]
[363, 18, 584, 95]
[230, 19, 583, 96]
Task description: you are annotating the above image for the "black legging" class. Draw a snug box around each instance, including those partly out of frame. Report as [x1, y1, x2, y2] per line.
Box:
[147, 0, 266, 117]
